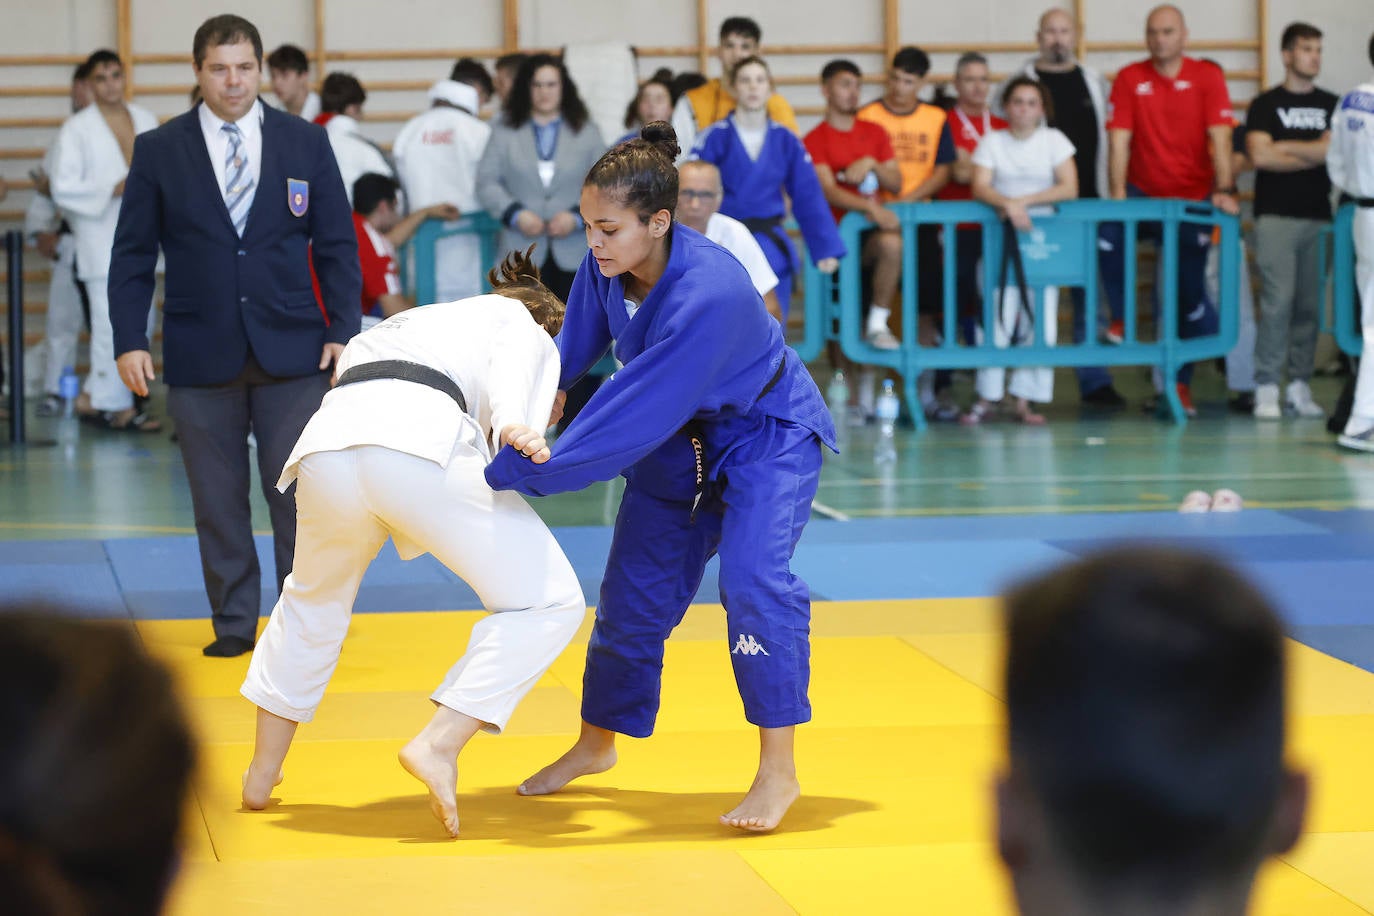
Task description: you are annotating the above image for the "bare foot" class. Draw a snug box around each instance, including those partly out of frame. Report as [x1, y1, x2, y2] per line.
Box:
[720, 770, 800, 832]
[241, 765, 283, 810]
[399, 738, 460, 838]
[517, 740, 617, 796]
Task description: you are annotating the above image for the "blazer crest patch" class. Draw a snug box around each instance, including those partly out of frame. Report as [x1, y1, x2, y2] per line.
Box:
[287, 178, 309, 217]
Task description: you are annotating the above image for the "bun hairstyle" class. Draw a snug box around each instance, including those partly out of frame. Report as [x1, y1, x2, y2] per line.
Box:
[488, 245, 566, 336]
[583, 120, 680, 223]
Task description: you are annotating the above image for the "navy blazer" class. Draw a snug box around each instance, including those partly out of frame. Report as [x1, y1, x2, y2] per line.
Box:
[109, 102, 361, 386]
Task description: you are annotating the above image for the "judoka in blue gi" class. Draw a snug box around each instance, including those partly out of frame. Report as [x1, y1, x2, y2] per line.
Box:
[485, 121, 839, 832]
[689, 55, 844, 319]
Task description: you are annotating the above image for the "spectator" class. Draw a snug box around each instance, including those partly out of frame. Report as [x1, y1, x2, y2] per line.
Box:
[267, 43, 319, 120]
[348, 172, 459, 327]
[1246, 23, 1337, 420]
[966, 77, 1078, 425]
[858, 46, 957, 408]
[936, 52, 1008, 420]
[0, 606, 196, 916]
[49, 49, 161, 432]
[1102, 4, 1237, 417]
[672, 16, 800, 158]
[804, 58, 904, 418]
[1004, 7, 1126, 409]
[449, 56, 494, 106]
[492, 52, 527, 111]
[676, 159, 782, 318]
[477, 53, 604, 302]
[316, 72, 393, 206]
[477, 53, 604, 428]
[998, 548, 1307, 916]
[1328, 34, 1374, 452]
[392, 62, 493, 301]
[620, 68, 676, 144]
[25, 61, 92, 418]
[691, 56, 844, 321]
[109, 14, 361, 657]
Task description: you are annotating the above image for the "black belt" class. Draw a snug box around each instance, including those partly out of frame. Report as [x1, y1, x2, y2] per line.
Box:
[1355, 198, 1374, 208]
[757, 360, 785, 403]
[334, 359, 467, 412]
[740, 216, 793, 267]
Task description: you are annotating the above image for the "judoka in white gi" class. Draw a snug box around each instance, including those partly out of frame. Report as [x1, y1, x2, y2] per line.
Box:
[25, 64, 92, 413]
[393, 79, 492, 302]
[1329, 37, 1374, 452]
[49, 50, 159, 427]
[240, 250, 585, 838]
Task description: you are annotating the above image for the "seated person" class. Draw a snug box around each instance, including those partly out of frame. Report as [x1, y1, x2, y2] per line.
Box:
[998, 547, 1307, 916]
[348, 173, 458, 325]
[0, 605, 195, 915]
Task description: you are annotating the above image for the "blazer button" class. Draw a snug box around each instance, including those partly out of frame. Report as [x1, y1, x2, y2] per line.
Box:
[240, 296, 248, 303]
[237, 249, 246, 256]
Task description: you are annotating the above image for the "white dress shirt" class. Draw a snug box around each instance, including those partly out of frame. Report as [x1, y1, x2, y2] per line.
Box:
[198, 99, 264, 201]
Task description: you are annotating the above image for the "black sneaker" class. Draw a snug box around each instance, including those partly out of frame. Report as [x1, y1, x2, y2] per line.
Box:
[34, 394, 63, 418]
[1228, 391, 1256, 414]
[1081, 385, 1127, 410]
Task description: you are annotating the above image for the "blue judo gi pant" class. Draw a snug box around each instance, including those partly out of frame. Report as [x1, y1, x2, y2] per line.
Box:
[581, 417, 823, 737]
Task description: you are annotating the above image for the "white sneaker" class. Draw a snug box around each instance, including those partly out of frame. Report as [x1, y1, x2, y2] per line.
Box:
[866, 327, 900, 350]
[1253, 383, 1281, 420]
[1285, 380, 1325, 419]
[1179, 490, 1212, 513]
[1210, 488, 1243, 512]
[1338, 426, 1374, 453]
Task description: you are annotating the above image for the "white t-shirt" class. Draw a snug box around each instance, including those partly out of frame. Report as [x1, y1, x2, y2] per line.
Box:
[971, 126, 1075, 200]
[704, 212, 779, 297]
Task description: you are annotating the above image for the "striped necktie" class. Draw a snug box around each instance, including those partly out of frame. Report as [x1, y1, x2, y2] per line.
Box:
[222, 123, 254, 236]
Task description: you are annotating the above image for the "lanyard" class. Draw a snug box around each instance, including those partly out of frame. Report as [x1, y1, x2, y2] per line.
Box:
[953, 107, 991, 142]
[533, 119, 561, 161]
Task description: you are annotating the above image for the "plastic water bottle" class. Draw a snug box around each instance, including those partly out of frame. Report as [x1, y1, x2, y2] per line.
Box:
[57, 366, 80, 455]
[875, 379, 899, 464]
[58, 366, 79, 418]
[857, 171, 879, 195]
[826, 369, 849, 427]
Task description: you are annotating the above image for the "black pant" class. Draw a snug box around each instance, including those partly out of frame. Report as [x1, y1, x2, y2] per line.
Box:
[168, 358, 330, 642]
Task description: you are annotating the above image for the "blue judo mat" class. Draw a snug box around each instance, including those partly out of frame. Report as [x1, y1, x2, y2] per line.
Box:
[1, 508, 1371, 673]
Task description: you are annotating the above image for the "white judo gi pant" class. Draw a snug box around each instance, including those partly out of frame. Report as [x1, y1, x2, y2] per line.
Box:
[24, 237, 82, 396]
[974, 285, 1058, 404]
[1346, 209, 1374, 433]
[81, 276, 157, 410]
[241, 442, 585, 733]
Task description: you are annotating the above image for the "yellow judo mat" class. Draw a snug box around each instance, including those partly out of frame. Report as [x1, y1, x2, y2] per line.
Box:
[141, 599, 1374, 915]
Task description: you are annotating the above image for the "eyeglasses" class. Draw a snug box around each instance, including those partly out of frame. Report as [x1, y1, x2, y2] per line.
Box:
[679, 189, 720, 201]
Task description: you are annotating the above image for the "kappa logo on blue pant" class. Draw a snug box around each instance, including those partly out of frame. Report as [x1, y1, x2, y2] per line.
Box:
[732, 634, 770, 656]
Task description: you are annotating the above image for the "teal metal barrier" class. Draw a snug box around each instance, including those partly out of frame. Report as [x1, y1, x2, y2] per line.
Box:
[799, 198, 1242, 429]
[1321, 203, 1361, 357]
[402, 213, 501, 305]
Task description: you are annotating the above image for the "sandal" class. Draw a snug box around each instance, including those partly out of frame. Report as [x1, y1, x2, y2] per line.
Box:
[81, 407, 163, 433]
[1015, 409, 1046, 425]
[960, 401, 992, 426]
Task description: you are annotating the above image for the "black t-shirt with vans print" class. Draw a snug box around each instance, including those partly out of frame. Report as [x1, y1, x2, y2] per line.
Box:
[1246, 85, 1339, 220]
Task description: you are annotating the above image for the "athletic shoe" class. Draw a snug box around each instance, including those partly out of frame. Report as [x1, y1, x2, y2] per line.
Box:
[1179, 490, 1211, 513]
[1338, 426, 1374, 453]
[1285, 380, 1326, 419]
[34, 394, 64, 418]
[1176, 383, 1197, 418]
[1081, 385, 1127, 410]
[866, 327, 900, 350]
[1253, 383, 1281, 420]
[1228, 391, 1255, 414]
[1103, 319, 1125, 344]
[1210, 488, 1243, 512]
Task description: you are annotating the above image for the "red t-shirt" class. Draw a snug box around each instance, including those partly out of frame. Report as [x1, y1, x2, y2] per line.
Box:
[938, 107, 1008, 203]
[352, 212, 400, 318]
[803, 119, 897, 223]
[1106, 56, 1233, 200]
